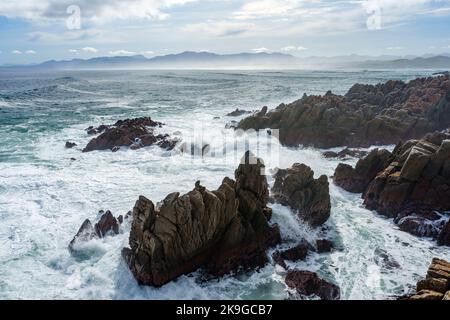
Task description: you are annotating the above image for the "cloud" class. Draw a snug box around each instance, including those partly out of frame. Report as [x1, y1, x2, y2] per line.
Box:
[12, 50, 22, 54]
[386, 46, 404, 50]
[280, 46, 307, 52]
[252, 47, 270, 53]
[0, 0, 199, 25]
[141, 51, 155, 55]
[82, 47, 98, 53]
[25, 50, 36, 54]
[108, 50, 137, 56]
[68, 49, 78, 53]
[183, 20, 255, 37]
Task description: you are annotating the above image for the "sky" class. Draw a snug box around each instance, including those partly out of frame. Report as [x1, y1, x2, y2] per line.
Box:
[1, 0, 450, 64]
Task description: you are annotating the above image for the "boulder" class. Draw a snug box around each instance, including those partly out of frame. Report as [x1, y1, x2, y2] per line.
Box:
[94, 210, 119, 237]
[316, 239, 333, 253]
[82, 117, 179, 152]
[272, 239, 311, 269]
[285, 270, 340, 300]
[333, 149, 392, 193]
[122, 151, 281, 286]
[272, 163, 331, 226]
[323, 148, 368, 159]
[237, 74, 450, 148]
[68, 219, 97, 252]
[65, 141, 77, 148]
[404, 258, 450, 300]
[438, 220, 450, 246]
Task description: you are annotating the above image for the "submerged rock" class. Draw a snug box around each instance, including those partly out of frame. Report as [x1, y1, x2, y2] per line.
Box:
[122, 151, 281, 287]
[285, 270, 340, 300]
[82, 117, 179, 152]
[226, 108, 252, 117]
[272, 239, 312, 269]
[272, 163, 331, 226]
[65, 141, 77, 149]
[323, 148, 368, 159]
[316, 239, 333, 253]
[237, 74, 450, 148]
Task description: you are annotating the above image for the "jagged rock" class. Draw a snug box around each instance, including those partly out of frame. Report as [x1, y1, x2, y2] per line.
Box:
[285, 270, 340, 300]
[122, 151, 281, 287]
[237, 75, 450, 148]
[226, 109, 252, 117]
[272, 163, 331, 226]
[316, 239, 333, 253]
[68, 219, 97, 252]
[323, 148, 368, 159]
[82, 117, 179, 152]
[65, 141, 77, 148]
[444, 291, 450, 300]
[361, 131, 450, 243]
[272, 239, 311, 269]
[333, 149, 392, 193]
[417, 278, 448, 293]
[94, 210, 119, 237]
[69, 210, 121, 252]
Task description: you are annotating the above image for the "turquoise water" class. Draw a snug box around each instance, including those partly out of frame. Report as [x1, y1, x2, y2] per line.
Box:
[0, 69, 449, 299]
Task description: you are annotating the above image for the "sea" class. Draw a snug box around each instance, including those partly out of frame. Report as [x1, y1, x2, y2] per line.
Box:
[0, 69, 449, 300]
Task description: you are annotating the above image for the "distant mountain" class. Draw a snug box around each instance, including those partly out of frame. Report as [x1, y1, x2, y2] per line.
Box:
[2, 51, 450, 70]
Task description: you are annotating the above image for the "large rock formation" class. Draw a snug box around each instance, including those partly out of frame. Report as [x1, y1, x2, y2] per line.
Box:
[333, 131, 450, 244]
[285, 270, 341, 300]
[272, 163, 331, 226]
[402, 258, 450, 300]
[237, 75, 450, 148]
[82, 117, 179, 152]
[333, 149, 392, 193]
[122, 152, 281, 286]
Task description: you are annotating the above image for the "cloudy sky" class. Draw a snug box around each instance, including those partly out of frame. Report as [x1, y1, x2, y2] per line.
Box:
[1, 0, 450, 64]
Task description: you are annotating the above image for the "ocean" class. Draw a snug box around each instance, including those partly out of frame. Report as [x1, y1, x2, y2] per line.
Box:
[0, 69, 449, 299]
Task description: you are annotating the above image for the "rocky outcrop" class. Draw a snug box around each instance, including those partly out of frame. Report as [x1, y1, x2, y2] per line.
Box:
[333, 149, 392, 193]
[285, 270, 340, 300]
[82, 117, 179, 152]
[272, 163, 331, 226]
[333, 131, 450, 244]
[121, 151, 281, 287]
[65, 141, 77, 148]
[323, 148, 368, 159]
[272, 239, 312, 269]
[403, 258, 450, 300]
[237, 75, 450, 148]
[226, 109, 252, 117]
[69, 210, 121, 252]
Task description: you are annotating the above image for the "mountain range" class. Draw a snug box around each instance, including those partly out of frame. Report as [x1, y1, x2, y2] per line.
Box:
[2, 51, 450, 70]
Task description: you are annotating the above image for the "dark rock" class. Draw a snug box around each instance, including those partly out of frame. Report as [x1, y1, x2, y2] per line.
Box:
[333, 149, 392, 193]
[68, 219, 98, 252]
[65, 141, 77, 148]
[272, 163, 331, 226]
[438, 220, 450, 246]
[323, 148, 368, 159]
[82, 117, 178, 152]
[272, 239, 311, 269]
[122, 151, 281, 287]
[94, 210, 119, 237]
[316, 239, 333, 253]
[285, 270, 340, 300]
[226, 109, 252, 117]
[237, 74, 450, 148]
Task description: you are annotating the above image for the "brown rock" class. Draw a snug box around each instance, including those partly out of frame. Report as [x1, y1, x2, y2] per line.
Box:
[417, 278, 448, 293]
[272, 240, 310, 269]
[94, 210, 119, 237]
[68, 219, 98, 252]
[438, 220, 450, 246]
[237, 74, 450, 148]
[408, 290, 444, 300]
[285, 270, 340, 300]
[272, 163, 331, 226]
[316, 239, 333, 253]
[122, 151, 281, 286]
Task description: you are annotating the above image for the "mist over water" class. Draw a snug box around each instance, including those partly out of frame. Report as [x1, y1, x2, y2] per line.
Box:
[1, 70, 449, 299]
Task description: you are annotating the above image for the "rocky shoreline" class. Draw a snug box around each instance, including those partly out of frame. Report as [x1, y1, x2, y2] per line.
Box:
[237, 74, 450, 148]
[334, 130, 450, 245]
